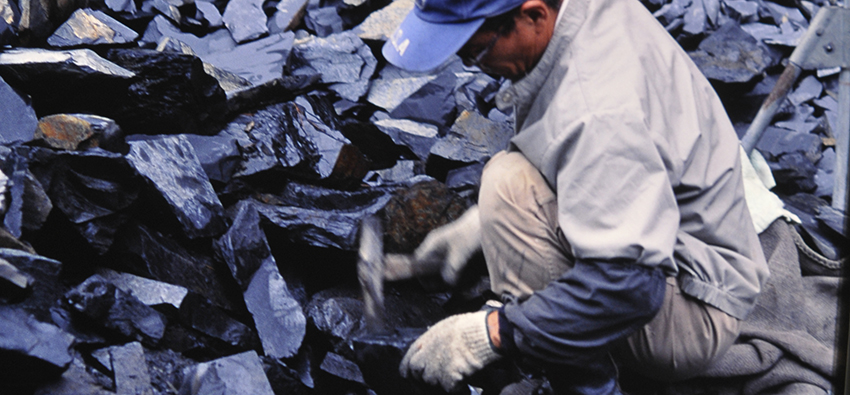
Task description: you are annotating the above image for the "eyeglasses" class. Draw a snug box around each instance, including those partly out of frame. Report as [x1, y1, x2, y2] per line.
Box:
[460, 29, 502, 68]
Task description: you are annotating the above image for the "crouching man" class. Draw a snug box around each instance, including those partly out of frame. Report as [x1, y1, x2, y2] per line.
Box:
[382, 0, 771, 393]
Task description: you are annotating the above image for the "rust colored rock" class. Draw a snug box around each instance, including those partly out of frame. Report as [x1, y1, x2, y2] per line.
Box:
[380, 179, 470, 254]
[34, 114, 123, 152]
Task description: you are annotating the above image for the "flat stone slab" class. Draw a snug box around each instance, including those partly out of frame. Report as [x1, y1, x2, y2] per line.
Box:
[47, 8, 138, 47]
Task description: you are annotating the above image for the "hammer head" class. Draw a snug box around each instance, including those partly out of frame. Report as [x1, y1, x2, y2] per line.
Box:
[357, 215, 386, 332]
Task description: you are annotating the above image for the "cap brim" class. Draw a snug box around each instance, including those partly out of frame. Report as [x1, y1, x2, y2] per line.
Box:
[382, 11, 485, 73]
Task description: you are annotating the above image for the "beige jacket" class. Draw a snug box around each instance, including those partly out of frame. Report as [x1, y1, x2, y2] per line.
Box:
[496, 0, 769, 319]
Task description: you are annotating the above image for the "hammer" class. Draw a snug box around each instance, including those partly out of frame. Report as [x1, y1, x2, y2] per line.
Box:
[357, 215, 444, 333]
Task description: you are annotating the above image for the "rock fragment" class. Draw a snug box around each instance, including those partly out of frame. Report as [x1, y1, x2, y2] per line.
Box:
[268, 0, 308, 33]
[195, 1, 223, 28]
[179, 293, 258, 349]
[373, 117, 439, 161]
[0, 248, 63, 322]
[106, 48, 228, 135]
[0, 307, 75, 390]
[214, 200, 306, 358]
[141, 15, 237, 55]
[233, 101, 370, 188]
[321, 352, 366, 385]
[34, 114, 124, 152]
[108, 223, 235, 310]
[255, 183, 395, 250]
[430, 110, 514, 164]
[305, 6, 344, 37]
[688, 22, 780, 83]
[108, 342, 155, 395]
[96, 268, 189, 309]
[290, 31, 377, 102]
[0, 75, 38, 145]
[352, 0, 412, 41]
[47, 8, 139, 47]
[64, 274, 168, 345]
[202, 31, 295, 88]
[222, 0, 268, 43]
[755, 126, 823, 163]
[380, 179, 469, 253]
[126, 135, 227, 239]
[179, 350, 276, 395]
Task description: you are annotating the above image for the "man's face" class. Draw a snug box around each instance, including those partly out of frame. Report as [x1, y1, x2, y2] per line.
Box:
[456, 1, 557, 81]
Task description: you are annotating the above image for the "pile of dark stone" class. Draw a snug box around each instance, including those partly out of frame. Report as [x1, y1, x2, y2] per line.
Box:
[0, 0, 846, 393]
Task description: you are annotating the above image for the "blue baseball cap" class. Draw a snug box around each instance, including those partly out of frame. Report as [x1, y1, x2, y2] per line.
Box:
[382, 0, 527, 72]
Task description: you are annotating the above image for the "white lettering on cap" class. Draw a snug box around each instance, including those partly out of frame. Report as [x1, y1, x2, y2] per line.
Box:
[391, 28, 410, 56]
[416, 0, 426, 9]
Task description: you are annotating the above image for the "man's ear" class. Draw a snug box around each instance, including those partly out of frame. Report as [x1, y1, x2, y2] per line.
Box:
[518, 0, 556, 25]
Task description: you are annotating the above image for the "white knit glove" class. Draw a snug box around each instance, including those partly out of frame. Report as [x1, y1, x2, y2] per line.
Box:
[400, 310, 501, 392]
[414, 206, 481, 285]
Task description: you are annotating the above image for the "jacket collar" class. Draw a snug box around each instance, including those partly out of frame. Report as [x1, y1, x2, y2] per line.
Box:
[495, 0, 590, 127]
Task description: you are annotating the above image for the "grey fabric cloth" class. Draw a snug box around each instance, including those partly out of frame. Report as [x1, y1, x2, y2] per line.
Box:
[663, 219, 842, 395]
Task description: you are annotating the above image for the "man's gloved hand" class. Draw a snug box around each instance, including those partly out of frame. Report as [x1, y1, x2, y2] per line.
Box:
[414, 205, 481, 285]
[400, 310, 501, 392]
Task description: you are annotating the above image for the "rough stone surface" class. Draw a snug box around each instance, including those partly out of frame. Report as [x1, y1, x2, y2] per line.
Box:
[0, 248, 63, 322]
[380, 179, 469, 254]
[688, 22, 780, 83]
[141, 15, 237, 55]
[233, 101, 369, 188]
[178, 293, 257, 349]
[352, 0, 412, 41]
[304, 6, 344, 37]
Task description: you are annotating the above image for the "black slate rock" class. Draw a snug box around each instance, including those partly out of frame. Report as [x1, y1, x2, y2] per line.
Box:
[0, 75, 38, 145]
[64, 274, 168, 345]
[126, 135, 227, 239]
[0, 306, 76, 391]
[289, 31, 377, 102]
[105, 48, 228, 135]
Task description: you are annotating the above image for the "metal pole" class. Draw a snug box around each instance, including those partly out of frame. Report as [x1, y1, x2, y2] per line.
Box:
[740, 63, 802, 155]
[739, 8, 827, 155]
[834, 61, 850, 210]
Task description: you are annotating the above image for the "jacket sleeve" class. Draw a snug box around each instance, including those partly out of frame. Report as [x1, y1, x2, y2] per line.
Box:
[500, 259, 666, 364]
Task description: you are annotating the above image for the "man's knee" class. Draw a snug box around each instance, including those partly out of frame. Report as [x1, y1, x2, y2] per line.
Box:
[479, 151, 548, 222]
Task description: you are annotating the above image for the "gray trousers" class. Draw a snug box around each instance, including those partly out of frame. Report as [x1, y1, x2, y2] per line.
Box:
[478, 151, 741, 381]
